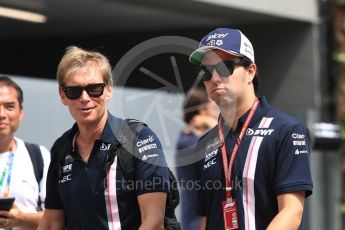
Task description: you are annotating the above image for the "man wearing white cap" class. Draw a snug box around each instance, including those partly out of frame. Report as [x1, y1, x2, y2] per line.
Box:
[190, 28, 313, 230]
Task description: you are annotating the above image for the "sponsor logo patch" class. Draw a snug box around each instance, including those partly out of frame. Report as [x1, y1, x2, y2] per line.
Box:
[295, 149, 308, 155]
[206, 139, 221, 151]
[137, 135, 155, 147]
[60, 155, 73, 184]
[246, 128, 274, 136]
[138, 143, 157, 153]
[293, 140, 306, 146]
[62, 164, 72, 173]
[100, 143, 111, 150]
[292, 133, 305, 139]
[142, 154, 159, 161]
[205, 149, 218, 162]
[64, 155, 73, 164]
[204, 158, 216, 170]
[206, 32, 229, 41]
[59, 174, 71, 184]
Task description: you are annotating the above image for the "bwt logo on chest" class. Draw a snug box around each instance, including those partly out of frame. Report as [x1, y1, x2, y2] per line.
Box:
[246, 128, 274, 136]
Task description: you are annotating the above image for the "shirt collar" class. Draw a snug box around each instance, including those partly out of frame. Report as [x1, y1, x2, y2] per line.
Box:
[69, 112, 123, 151]
[237, 96, 271, 129]
[99, 112, 123, 143]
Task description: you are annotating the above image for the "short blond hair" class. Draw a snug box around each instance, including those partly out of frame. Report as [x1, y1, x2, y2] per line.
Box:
[56, 46, 112, 86]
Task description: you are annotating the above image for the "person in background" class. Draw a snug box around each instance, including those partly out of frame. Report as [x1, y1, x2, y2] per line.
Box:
[175, 87, 217, 230]
[189, 28, 313, 229]
[0, 76, 50, 230]
[38, 46, 169, 230]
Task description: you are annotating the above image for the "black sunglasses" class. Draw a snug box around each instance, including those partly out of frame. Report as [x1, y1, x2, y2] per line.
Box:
[62, 83, 106, 100]
[198, 60, 246, 81]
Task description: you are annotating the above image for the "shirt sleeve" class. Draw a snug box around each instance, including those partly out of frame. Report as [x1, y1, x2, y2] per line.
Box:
[132, 126, 170, 195]
[274, 123, 313, 197]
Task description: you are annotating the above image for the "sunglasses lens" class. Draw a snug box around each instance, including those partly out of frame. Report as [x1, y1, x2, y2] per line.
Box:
[198, 66, 212, 81]
[217, 62, 232, 76]
[64, 87, 83, 100]
[198, 60, 243, 81]
[63, 83, 105, 100]
[85, 83, 105, 97]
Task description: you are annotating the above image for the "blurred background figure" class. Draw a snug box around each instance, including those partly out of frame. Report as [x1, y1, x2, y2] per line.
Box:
[175, 86, 218, 230]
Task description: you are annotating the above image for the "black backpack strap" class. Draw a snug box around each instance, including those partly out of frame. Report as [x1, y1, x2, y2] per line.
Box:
[25, 142, 43, 184]
[25, 142, 44, 211]
[116, 119, 180, 207]
[109, 118, 181, 229]
[115, 119, 146, 181]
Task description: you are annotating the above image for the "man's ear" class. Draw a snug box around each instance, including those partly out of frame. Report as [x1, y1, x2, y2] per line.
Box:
[104, 84, 113, 101]
[247, 63, 257, 83]
[19, 106, 24, 122]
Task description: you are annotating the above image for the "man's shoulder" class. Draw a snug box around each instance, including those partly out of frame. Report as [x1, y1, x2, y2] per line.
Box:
[198, 126, 218, 143]
[176, 132, 199, 150]
[259, 97, 303, 127]
[51, 125, 77, 153]
[107, 113, 124, 125]
[15, 137, 49, 154]
[13, 136, 25, 147]
[57, 126, 76, 142]
[107, 113, 158, 140]
[262, 107, 309, 140]
[195, 126, 219, 156]
[106, 114, 148, 140]
[264, 106, 303, 127]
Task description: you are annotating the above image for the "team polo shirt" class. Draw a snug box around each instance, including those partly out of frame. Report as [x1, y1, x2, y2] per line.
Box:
[45, 114, 169, 230]
[196, 97, 313, 230]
